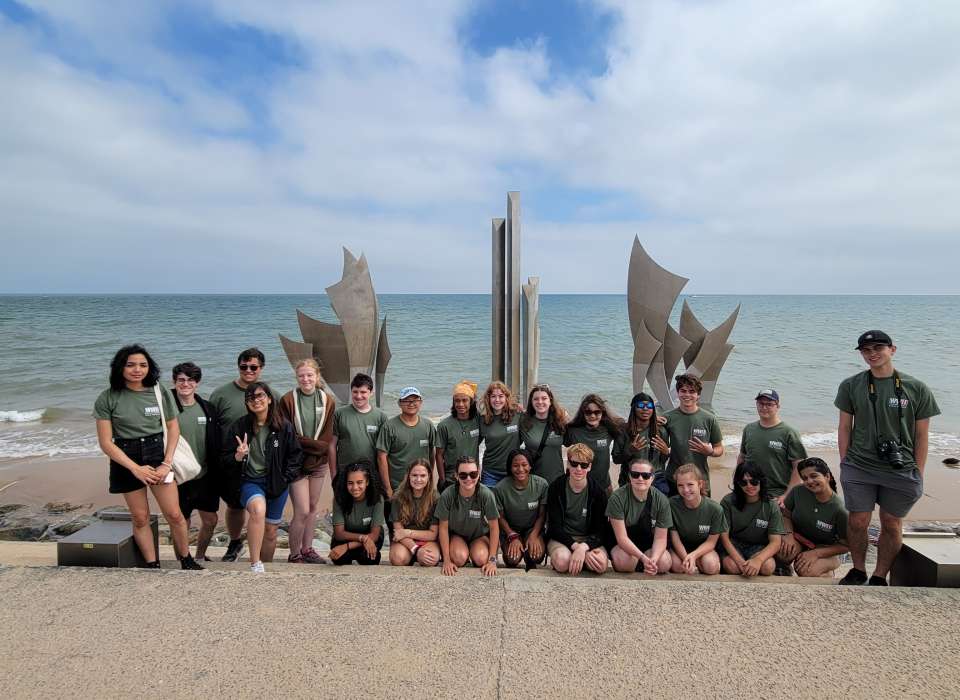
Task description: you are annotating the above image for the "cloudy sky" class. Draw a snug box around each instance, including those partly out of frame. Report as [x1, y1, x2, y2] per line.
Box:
[2, 0, 959, 294]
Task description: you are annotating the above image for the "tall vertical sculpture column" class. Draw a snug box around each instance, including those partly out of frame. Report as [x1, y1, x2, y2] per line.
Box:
[505, 192, 522, 394]
[491, 218, 506, 383]
[522, 276, 540, 400]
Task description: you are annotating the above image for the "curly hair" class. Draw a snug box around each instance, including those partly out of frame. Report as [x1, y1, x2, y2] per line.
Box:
[481, 381, 519, 425]
[109, 344, 161, 391]
[334, 460, 381, 518]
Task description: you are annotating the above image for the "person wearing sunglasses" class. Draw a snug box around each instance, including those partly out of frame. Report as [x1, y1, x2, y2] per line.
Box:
[563, 394, 623, 495]
[519, 384, 568, 485]
[606, 457, 673, 575]
[663, 374, 723, 497]
[223, 381, 303, 573]
[329, 461, 385, 566]
[668, 463, 725, 575]
[718, 462, 786, 577]
[436, 456, 500, 576]
[546, 443, 610, 575]
[494, 449, 548, 569]
[209, 348, 280, 563]
[436, 381, 481, 492]
[478, 381, 522, 487]
[779, 458, 850, 578]
[613, 392, 670, 493]
[737, 389, 807, 506]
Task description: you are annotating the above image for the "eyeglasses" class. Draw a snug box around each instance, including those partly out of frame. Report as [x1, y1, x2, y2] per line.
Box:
[457, 471, 479, 481]
[583, 409, 602, 417]
[246, 392, 269, 403]
[629, 471, 654, 480]
[400, 397, 422, 405]
[239, 364, 260, 372]
[738, 477, 760, 487]
[568, 460, 591, 470]
[633, 401, 655, 410]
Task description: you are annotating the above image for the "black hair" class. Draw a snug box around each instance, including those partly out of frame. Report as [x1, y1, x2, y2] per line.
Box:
[334, 460, 381, 518]
[109, 344, 160, 391]
[449, 397, 478, 419]
[237, 347, 265, 366]
[507, 448, 534, 476]
[171, 362, 202, 383]
[626, 391, 658, 446]
[568, 393, 623, 436]
[351, 373, 374, 391]
[732, 461, 769, 510]
[798, 457, 837, 492]
[626, 456, 655, 472]
[242, 382, 283, 433]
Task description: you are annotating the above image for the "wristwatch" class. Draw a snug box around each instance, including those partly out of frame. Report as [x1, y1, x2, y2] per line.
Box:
[488, 556, 497, 564]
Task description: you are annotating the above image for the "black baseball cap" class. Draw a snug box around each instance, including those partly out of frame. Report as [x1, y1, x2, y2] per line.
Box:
[856, 331, 893, 349]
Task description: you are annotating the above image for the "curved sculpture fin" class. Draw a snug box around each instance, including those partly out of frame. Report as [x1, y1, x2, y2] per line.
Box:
[700, 343, 734, 408]
[326, 253, 379, 375]
[278, 334, 314, 371]
[679, 300, 708, 368]
[627, 236, 689, 343]
[687, 304, 740, 376]
[374, 317, 392, 407]
[663, 323, 692, 381]
[632, 320, 662, 395]
[296, 310, 351, 400]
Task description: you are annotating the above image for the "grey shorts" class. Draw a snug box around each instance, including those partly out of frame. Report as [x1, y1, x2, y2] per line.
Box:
[839, 458, 923, 518]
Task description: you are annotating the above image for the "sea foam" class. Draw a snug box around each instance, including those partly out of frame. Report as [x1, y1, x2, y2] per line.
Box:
[0, 409, 45, 423]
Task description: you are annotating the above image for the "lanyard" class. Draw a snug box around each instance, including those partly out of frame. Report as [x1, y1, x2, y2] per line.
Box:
[866, 370, 904, 444]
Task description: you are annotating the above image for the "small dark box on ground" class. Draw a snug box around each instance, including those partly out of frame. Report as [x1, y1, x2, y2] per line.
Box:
[890, 533, 960, 587]
[57, 509, 159, 568]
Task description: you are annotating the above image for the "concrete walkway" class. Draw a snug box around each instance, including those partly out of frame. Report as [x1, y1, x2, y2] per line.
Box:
[0, 542, 958, 698]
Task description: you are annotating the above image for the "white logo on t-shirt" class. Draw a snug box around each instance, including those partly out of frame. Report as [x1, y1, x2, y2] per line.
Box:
[816, 520, 834, 532]
[419, 439, 429, 447]
[692, 428, 708, 440]
[197, 416, 207, 425]
[468, 509, 482, 519]
[362, 517, 371, 524]
[144, 406, 160, 416]
[506, 425, 519, 433]
[768, 440, 783, 451]
[698, 524, 710, 534]
[596, 439, 608, 447]
[527, 501, 538, 509]
[581, 508, 588, 517]
[469, 429, 480, 437]
[888, 397, 909, 409]
[754, 519, 769, 529]
[365, 424, 378, 433]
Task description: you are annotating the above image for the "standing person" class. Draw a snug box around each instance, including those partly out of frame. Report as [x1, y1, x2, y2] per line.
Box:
[563, 394, 622, 494]
[718, 462, 786, 578]
[437, 456, 500, 576]
[171, 362, 220, 562]
[545, 443, 610, 575]
[668, 463, 725, 575]
[780, 458, 850, 578]
[494, 449, 548, 569]
[664, 374, 723, 496]
[478, 381, 522, 487]
[435, 381, 481, 492]
[519, 384, 568, 485]
[606, 457, 673, 575]
[835, 331, 940, 586]
[278, 359, 336, 564]
[223, 382, 302, 573]
[737, 389, 807, 505]
[93, 345, 202, 570]
[375, 386, 437, 527]
[328, 373, 387, 482]
[389, 459, 441, 567]
[612, 392, 670, 492]
[208, 348, 277, 562]
[329, 461, 385, 566]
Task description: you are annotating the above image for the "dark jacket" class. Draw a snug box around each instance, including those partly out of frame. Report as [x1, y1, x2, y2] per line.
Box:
[545, 475, 609, 550]
[222, 417, 303, 498]
[173, 393, 220, 474]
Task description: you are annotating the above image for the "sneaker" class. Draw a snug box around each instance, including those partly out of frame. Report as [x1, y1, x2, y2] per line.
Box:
[838, 567, 868, 586]
[300, 547, 326, 564]
[868, 575, 888, 586]
[287, 552, 304, 563]
[250, 561, 265, 573]
[222, 538, 246, 562]
[179, 554, 205, 571]
[139, 560, 161, 569]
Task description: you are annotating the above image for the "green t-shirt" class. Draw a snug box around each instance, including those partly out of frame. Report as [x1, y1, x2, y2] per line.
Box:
[208, 381, 280, 432]
[245, 424, 269, 479]
[93, 386, 178, 440]
[479, 413, 522, 478]
[720, 494, 786, 545]
[669, 495, 726, 550]
[176, 400, 208, 477]
[664, 408, 723, 483]
[436, 414, 481, 480]
[605, 485, 673, 529]
[612, 425, 670, 474]
[493, 474, 549, 532]
[739, 421, 807, 496]
[562, 482, 591, 539]
[332, 497, 386, 534]
[784, 487, 848, 546]
[564, 424, 615, 491]
[519, 416, 565, 485]
[295, 389, 321, 439]
[332, 404, 386, 466]
[375, 415, 437, 490]
[834, 371, 940, 472]
[434, 485, 499, 541]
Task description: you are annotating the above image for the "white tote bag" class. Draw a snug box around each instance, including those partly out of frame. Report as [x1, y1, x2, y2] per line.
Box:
[154, 385, 203, 485]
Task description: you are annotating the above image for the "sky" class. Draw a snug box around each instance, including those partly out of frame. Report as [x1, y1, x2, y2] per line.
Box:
[1, 0, 959, 294]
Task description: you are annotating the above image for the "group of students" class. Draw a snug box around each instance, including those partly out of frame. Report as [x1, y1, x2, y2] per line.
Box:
[93, 342, 855, 578]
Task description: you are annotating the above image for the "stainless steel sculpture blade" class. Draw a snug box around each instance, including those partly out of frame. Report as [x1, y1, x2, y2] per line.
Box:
[506, 192, 522, 395]
[521, 276, 540, 400]
[296, 309, 351, 402]
[662, 323, 692, 381]
[687, 304, 741, 377]
[627, 237, 689, 343]
[375, 317, 392, 408]
[278, 334, 315, 369]
[678, 300, 708, 368]
[631, 321, 662, 396]
[491, 218, 506, 382]
[326, 248, 380, 381]
[700, 343, 734, 409]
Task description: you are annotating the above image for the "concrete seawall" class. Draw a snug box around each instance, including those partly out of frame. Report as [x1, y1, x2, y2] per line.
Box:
[0, 543, 958, 698]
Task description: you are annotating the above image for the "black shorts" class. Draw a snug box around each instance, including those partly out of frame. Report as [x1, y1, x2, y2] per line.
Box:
[211, 466, 243, 510]
[178, 469, 219, 518]
[109, 433, 163, 494]
[331, 535, 384, 566]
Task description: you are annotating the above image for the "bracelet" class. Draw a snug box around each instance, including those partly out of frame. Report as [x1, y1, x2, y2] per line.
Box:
[160, 462, 172, 469]
[506, 532, 521, 542]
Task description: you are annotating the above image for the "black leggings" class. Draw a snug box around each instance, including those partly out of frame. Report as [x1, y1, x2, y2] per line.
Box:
[331, 535, 384, 566]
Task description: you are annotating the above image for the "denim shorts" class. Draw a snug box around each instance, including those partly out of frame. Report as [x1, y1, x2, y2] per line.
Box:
[839, 458, 923, 518]
[240, 479, 289, 524]
[480, 469, 505, 488]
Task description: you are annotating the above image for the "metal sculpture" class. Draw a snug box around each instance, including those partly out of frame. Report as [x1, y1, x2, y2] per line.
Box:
[279, 248, 392, 406]
[627, 237, 739, 410]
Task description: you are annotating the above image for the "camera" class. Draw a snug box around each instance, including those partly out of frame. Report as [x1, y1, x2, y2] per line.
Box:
[877, 439, 905, 469]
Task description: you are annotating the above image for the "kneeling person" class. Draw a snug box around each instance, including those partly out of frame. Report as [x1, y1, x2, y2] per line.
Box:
[606, 457, 672, 575]
[389, 459, 441, 567]
[669, 463, 726, 575]
[719, 462, 786, 577]
[546, 443, 610, 575]
[330, 461, 385, 566]
[437, 456, 500, 576]
[494, 449, 548, 569]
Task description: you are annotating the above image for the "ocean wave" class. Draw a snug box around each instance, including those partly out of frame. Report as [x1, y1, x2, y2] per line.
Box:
[0, 409, 46, 423]
[724, 431, 960, 452]
[0, 428, 99, 460]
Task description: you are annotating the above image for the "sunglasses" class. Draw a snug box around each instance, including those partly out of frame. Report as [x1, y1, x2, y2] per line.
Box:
[738, 477, 760, 487]
[583, 409, 602, 417]
[239, 363, 261, 372]
[633, 401, 655, 410]
[568, 460, 591, 470]
[457, 471, 479, 481]
[630, 471, 654, 480]
[246, 392, 269, 403]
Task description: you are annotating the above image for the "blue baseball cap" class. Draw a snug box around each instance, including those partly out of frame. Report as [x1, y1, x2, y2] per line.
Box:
[399, 386, 422, 400]
[755, 389, 779, 403]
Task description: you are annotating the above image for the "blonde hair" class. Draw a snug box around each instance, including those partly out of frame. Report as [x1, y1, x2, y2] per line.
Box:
[566, 442, 595, 464]
[295, 358, 321, 374]
[673, 463, 707, 496]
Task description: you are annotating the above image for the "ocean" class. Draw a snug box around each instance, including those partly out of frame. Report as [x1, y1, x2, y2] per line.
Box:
[0, 294, 958, 462]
